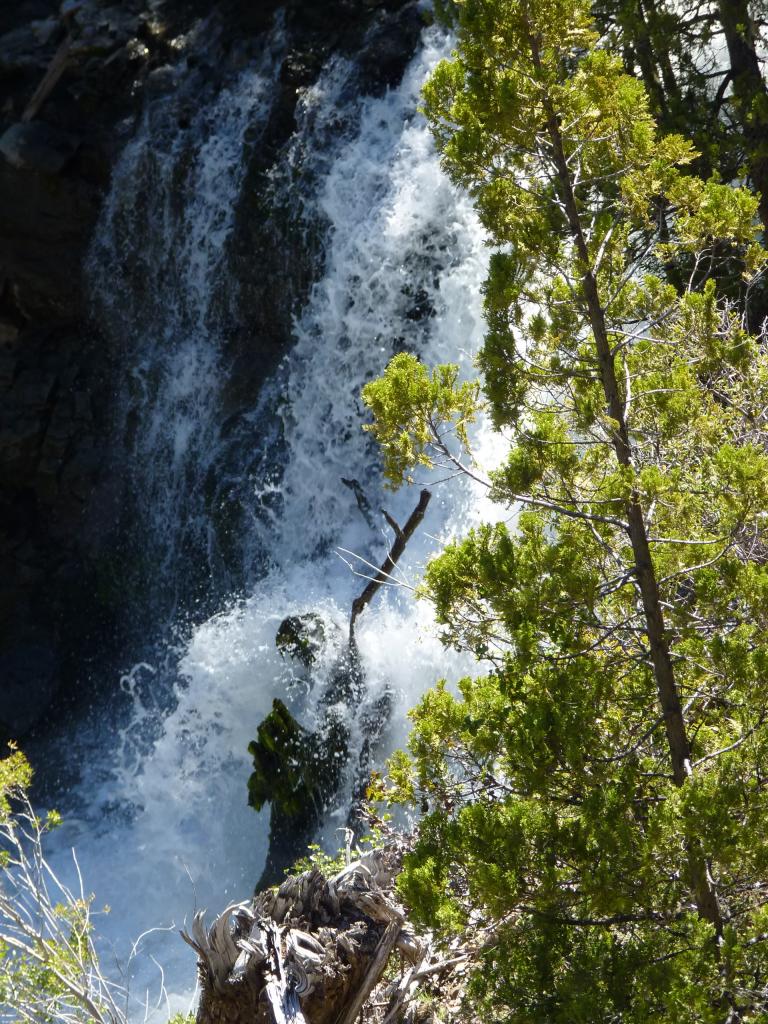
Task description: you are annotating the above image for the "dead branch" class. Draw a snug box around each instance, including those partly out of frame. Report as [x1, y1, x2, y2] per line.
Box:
[337, 920, 400, 1024]
[349, 490, 431, 639]
[22, 36, 73, 122]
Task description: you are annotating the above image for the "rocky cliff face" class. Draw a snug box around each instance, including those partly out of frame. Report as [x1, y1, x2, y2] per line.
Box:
[0, 0, 423, 738]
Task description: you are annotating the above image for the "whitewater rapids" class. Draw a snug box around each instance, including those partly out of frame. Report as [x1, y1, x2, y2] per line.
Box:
[41, 22, 503, 1019]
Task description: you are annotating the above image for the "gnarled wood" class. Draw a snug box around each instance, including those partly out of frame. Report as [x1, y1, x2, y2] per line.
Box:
[183, 849, 428, 1024]
[337, 920, 400, 1024]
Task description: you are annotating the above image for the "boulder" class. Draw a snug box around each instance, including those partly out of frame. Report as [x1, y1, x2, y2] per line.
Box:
[276, 613, 332, 668]
[0, 121, 80, 174]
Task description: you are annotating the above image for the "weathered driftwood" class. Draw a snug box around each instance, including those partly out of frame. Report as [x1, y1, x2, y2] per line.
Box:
[349, 489, 432, 639]
[182, 848, 429, 1024]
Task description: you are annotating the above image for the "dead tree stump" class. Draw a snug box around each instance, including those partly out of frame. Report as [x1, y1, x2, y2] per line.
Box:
[182, 849, 425, 1024]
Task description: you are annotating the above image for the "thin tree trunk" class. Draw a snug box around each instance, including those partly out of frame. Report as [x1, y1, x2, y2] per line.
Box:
[641, 0, 679, 103]
[630, 0, 669, 119]
[525, 23, 725, 945]
[717, 0, 768, 235]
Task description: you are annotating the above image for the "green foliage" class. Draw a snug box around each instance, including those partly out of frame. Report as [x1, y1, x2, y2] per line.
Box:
[0, 749, 125, 1023]
[248, 697, 352, 889]
[0, 748, 31, 820]
[289, 843, 349, 877]
[363, 0, 768, 1019]
[594, 0, 734, 176]
[362, 353, 480, 488]
[432, 0, 461, 25]
[595, 0, 768, 317]
[289, 816, 393, 877]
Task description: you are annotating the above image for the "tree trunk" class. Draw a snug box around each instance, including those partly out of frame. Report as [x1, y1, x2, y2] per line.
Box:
[717, 0, 768, 235]
[629, 0, 669, 119]
[525, 21, 725, 944]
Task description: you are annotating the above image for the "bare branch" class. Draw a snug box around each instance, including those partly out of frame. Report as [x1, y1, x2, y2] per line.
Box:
[349, 490, 432, 639]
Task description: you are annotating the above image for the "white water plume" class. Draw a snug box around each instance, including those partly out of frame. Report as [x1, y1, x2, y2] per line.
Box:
[86, 23, 286, 608]
[42, 24, 502, 1020]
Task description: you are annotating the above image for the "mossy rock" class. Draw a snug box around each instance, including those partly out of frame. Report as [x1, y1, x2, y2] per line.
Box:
[247, 698, 345, 817]
[248, 698, 349, 888]
[275, 613, 329, 667]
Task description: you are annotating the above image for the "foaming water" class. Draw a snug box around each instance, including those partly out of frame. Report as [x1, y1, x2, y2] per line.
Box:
[43, 25, 498, 1019]
[86, 22, 286, 619]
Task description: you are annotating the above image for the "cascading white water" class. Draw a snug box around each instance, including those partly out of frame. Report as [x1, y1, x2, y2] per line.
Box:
[86, 22, 287, 616]
[42, 22, 503, 1021]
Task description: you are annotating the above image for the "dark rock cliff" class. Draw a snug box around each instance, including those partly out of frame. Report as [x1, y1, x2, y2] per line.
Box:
[0, 0, 423, 738]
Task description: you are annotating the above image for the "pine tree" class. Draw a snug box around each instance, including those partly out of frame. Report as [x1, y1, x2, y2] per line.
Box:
[592, 0, 768, 230]
[715, 0, 768, 236]
[363, 0, 768, 1018]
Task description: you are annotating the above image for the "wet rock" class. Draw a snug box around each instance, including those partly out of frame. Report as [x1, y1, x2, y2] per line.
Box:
[0, 1, 166, 735]
[249, 637, 384, 888]
[73, 5, 140, 42]
[0, 321, 19, 346]
[0, 637, 58, 739]
[144, 63, 177, 97]
[0, 161, 100, 321]
[223, 0, 424, 408]
[0, 121, 81, 174]
[276, 613, 331, 668]
[356, 1, 423, 93]
[248, 697, 348, 888]
[0, 322, 109, 735]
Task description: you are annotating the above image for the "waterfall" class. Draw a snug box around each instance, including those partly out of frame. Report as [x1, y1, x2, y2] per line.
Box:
[85, 20, 288, 624]
[40, 19, 498, 1021]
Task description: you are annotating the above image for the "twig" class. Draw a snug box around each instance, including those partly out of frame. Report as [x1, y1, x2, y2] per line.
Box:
[0, 786, 129, 1024]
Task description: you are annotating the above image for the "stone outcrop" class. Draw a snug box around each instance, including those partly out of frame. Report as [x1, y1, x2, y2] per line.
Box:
[0, 0, 154, 736]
